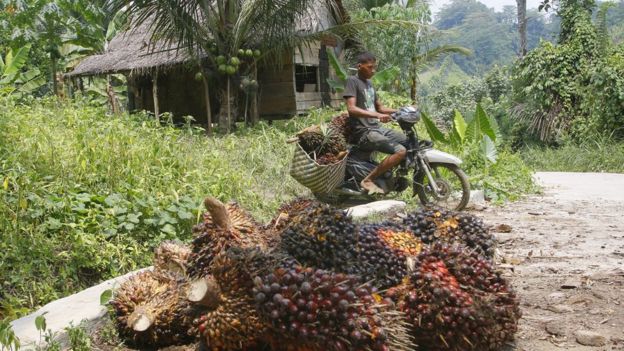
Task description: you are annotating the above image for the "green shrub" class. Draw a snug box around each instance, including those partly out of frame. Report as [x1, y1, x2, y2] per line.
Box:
[0, 96, 312, 318]
[420, 105, 537, 203]
[521, 139, 624, 173]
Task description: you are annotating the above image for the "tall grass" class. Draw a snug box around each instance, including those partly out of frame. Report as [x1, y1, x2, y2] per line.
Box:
[521, 139, 624, 173]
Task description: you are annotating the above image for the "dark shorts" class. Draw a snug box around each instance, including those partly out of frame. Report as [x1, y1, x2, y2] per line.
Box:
[357, 127, 407, 154]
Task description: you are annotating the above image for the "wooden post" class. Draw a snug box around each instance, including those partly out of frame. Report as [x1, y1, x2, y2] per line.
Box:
[152, 74, 159, 119]
[251, 64, 259, 125]
[127, 77, 136, 112]
[107, 74, 120, 114]
[202, 75, 212, 136]
[226, 77, 231, 133]
[51, 57, 58, 97]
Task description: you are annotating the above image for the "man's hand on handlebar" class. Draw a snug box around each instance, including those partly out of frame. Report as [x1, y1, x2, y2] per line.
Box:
[378, 113, 392, 123]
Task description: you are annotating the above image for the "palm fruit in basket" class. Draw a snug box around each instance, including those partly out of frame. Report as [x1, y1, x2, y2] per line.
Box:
[401, 208, 496, 259]
[328, 112, 354, 144]
[296, 124, 347, 165]
[110, 270, 193, 348]
[254, 265, 414, 351]
[386, 244, 521, 351]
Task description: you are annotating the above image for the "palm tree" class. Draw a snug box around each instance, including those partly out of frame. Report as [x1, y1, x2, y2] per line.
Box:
[409, 44, 471, 102]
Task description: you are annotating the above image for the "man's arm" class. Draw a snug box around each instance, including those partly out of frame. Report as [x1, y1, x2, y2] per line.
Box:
[374, 98, 396, 115]
[345, 97, 388, 120]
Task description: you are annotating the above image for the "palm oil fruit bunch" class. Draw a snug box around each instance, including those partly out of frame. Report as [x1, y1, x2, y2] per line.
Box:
[153, 240, 191, 278]
[296, 125, 347, 165]
[187, 197, 267, 278]
[189, 249, 270, 350]
[265, 197, 316, 234]
[386, 244, 520, 351]
[279, 202, 360, 275]
[401, 208, 496, 259]
[253, 265, 413, 351]
[374, 224, 424, 257]
[110, 270, 193, 348]
[355, 224, 413, 289]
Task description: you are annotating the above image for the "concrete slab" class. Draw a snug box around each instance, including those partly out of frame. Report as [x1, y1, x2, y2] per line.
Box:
[346, 200, 406, 219]
[10, 268, 149, 350]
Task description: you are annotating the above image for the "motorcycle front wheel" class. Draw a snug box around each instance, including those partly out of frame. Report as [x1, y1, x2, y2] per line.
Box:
[413, 163, 470, 211]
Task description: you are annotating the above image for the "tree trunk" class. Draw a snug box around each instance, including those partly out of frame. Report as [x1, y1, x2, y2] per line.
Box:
[517, 0, 528, 58]
[227, 78, 231, 132]
[251, 65, 259, 125]
[152, 75, 160, 119]
[319, 44, 332, 107]
[409, 66, 418, 104]
[106, 74, 120, 114]
[201, 74, 213, 135]
[217, 79, 236, 133]
[51, 57, 58, 96]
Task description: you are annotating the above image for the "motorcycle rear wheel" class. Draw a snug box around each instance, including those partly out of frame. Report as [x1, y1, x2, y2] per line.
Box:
[413, 163, 470, 211]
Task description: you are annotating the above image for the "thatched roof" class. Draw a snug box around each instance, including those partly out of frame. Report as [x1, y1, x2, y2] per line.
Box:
[68, 1, 344, 77]
[67, 20, 195, 77]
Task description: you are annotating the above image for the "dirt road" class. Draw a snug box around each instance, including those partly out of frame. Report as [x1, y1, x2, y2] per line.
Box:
[478, 172, 624, 350]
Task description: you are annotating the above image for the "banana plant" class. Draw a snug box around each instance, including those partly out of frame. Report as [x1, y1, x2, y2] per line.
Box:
[0, 44, 46, 97]
[422, 103, 499, 163]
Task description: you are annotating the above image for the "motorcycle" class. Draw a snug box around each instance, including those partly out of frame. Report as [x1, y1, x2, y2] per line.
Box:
[313, 106, 471, 211]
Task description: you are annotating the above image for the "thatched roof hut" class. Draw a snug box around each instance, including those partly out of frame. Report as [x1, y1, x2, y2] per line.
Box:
[67, 2, 346, 123]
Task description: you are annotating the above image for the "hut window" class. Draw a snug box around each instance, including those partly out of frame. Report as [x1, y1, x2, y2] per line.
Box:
[295, 64, 318, 93]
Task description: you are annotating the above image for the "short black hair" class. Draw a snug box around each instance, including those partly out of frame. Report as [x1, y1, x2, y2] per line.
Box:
[357, 52, 376, 64]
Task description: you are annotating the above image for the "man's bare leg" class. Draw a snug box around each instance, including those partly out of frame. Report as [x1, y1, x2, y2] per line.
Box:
[361, 150, 406, 194]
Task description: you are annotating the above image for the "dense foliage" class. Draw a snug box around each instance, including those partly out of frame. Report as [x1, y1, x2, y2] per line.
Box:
[431, 0, 558, 75]
[511, 0, 624, 142]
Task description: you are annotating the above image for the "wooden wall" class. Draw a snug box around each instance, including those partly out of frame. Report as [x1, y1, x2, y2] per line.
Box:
[258, 53, 296, 117]
[259, 41, 343, 118]
[127, 41, 345, 122]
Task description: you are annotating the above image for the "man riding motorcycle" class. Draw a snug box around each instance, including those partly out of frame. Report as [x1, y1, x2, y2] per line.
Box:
[343, 52, 407, 195]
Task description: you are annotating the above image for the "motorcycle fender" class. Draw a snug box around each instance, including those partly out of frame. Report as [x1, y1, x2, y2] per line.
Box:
[423, 149, 463, 165]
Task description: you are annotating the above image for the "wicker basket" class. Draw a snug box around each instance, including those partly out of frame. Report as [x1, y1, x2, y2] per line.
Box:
[289, 143, 347, 194]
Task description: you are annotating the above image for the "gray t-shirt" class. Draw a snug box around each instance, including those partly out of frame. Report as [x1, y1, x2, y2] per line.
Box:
[343, 75, 380, 139]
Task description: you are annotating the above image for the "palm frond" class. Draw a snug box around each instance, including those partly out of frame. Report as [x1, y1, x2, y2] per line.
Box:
[411, 44, 471, 71]
[109, 0, 209, 55]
